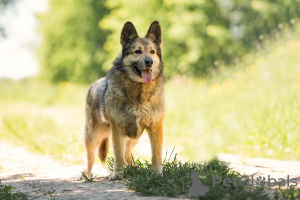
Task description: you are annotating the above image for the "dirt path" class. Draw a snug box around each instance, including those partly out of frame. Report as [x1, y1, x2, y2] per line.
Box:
[0, 138, 180, 200]
[1, 140, 300, 200]
[218, 154, 300, 188]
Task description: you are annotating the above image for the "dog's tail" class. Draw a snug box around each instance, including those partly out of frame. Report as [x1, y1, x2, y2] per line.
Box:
[98, 137, 109, 163]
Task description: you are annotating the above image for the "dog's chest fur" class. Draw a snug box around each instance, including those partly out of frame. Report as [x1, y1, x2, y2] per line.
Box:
[104, 71, 164, 138]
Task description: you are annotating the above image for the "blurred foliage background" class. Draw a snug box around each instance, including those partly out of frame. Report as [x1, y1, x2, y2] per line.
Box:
[37, 0, 300, 83]
[0, 0, 17, 37]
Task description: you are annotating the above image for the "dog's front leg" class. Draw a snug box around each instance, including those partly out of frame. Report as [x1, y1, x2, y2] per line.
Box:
[109, 124, 126, 181]
[147, 119, 163, 174]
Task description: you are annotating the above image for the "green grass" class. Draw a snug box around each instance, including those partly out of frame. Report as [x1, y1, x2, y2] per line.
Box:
[1, 114, 85, 163]
[105, 153, 300, 199]
[164, 40, 300, 161]
[0, 78, 87, 106]
[274, 186, 300, 200]
[0, 79, 87, 164]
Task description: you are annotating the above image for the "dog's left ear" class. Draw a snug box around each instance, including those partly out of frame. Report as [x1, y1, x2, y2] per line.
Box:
[145, 21, 162, 47]
[120, 21, 139, 46]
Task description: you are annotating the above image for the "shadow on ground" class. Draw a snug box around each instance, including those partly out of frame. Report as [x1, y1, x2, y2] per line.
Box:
[2, 174, 179, 200]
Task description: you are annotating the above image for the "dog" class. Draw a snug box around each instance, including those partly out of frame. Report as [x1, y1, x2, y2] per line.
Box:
[80, 21, 164, 181]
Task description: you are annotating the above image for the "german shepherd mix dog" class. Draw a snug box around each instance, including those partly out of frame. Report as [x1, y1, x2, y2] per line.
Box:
[81, 21, 164, 181]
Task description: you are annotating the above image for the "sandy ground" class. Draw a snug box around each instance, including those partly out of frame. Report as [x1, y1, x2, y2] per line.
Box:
[0, 137, 181, 200]
[1, 139, 300, 199]
[219, 154, 300, 181]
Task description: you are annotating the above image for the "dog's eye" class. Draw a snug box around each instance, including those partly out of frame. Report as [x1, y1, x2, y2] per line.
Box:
[150, 50, 155, 54]
[135, 50, 142, 54]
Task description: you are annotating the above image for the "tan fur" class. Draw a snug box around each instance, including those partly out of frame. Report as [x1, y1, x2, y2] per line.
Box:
[80, 21, 164, 181]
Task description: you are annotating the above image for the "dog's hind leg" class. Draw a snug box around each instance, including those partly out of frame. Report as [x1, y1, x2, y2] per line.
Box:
[79, 119, 109, 180]
[80, 124, 100, 179]
[97, 124, 110, 163]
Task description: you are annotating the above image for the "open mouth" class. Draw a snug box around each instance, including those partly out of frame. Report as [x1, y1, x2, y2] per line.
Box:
[133, 65, 142, 78]
[133, 66, 153, 83]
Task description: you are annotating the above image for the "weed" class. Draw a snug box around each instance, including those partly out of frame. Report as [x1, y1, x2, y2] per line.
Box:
[43, 188, 56, 196]
[274, 186, 300, 200]
[0, 180, 28, 200]
[81, 172, 97, 182]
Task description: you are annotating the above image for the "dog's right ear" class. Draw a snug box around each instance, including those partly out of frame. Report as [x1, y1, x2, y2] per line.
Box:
[145, 21, 162, 48]
[120, 22, 139, 46]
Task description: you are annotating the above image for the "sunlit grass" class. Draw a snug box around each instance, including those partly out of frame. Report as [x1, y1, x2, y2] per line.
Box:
[164, 40, 300, 161]
[1, 40, 300, 163]
[0, 80, 87, 165]
[0, 79, 87, 106]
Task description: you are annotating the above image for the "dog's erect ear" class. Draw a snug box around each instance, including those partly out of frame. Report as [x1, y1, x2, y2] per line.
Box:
[120, 21, 139, 46]
[145, 21, 162, 47]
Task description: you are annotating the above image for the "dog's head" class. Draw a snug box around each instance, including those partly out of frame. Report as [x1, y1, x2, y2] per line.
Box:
[118, 21, 163, 84]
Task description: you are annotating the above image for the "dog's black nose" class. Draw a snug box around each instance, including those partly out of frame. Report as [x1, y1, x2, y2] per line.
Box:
[144, 58, 153, 68]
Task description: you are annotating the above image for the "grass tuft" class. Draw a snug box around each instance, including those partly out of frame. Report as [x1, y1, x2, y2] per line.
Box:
[273, 186, 300, 200]
[106, 153, 271, 199]
[106, 151, 300, 199]
[0, 180, 28, 200]
[81, 172, 97, 182]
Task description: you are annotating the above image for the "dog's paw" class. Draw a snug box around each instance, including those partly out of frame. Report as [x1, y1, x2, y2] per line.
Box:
[77, 172, 92, 181]
[77, 175, 84, 181]
[109, 174, 123, 181]
[152, 164, 163, 174]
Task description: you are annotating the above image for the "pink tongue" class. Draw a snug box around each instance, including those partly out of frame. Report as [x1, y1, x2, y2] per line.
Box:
[141, 69, 152, 83]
